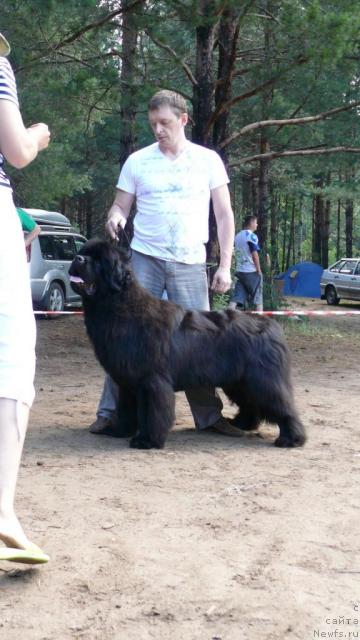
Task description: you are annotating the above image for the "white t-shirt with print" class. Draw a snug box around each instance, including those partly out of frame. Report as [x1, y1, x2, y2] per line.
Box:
[116, 140, 229, 264]
[234, 229, 260, 273]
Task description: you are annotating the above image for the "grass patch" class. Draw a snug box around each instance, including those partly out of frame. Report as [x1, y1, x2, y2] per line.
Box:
[279, 316, 360, 343]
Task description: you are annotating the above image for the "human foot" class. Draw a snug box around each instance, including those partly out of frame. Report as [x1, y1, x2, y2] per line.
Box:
[0, 514, 40, 551]
[0, 519, 49, 564]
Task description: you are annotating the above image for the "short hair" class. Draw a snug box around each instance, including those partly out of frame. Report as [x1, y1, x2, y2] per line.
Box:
[243, 215, 257, 228]
[148, 90, 188, 116]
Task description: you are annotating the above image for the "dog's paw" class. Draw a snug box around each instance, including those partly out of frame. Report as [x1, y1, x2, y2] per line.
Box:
[130, 435, 164, 450]
[275, 434, 306, 448]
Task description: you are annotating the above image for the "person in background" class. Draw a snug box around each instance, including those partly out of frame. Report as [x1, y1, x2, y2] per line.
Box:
[90, 89, 243, 438]
[228, 215, 263, 312]
[0, 31, 51, 564]
[16, 207, 41, 247]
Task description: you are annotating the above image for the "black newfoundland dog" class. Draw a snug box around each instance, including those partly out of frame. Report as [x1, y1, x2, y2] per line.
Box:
[69, 240, 306, 450]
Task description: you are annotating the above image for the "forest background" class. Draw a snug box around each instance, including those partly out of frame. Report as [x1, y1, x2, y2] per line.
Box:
[3, 0, 360, 275]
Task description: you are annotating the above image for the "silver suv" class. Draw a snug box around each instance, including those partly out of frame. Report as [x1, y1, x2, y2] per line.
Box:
[320, 258, 360, 305]
[24, 208, 87, 311]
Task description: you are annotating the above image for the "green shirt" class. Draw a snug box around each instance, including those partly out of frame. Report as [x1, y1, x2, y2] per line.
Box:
[16, 207, 37, 232]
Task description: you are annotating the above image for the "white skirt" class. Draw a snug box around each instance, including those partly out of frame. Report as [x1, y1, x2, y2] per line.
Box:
[0, 187, 36, 407]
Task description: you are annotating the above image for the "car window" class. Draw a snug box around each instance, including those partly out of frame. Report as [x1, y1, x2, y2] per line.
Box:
[39, 235, 56, 260]
[339, 261, 355, 275]
[355, 262, 360, 276]
[74, 236, 87, 253]
[329, 260, 345, 272]
[52, 236, 77, 260]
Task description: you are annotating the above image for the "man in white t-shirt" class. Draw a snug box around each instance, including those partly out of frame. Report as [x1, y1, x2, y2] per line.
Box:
[89, 90, 242, 437]
[229, 215, 263, 312]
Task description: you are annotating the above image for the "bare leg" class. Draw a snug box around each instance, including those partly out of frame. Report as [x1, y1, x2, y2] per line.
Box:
[0, 398, 36, 549]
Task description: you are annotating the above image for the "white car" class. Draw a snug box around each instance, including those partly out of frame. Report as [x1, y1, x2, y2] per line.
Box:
[23, 209, 87, 311]
[320, 258, 360, 305]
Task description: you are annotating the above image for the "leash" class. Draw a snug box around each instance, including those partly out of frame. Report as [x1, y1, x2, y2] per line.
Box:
[114, 225, 132, 259]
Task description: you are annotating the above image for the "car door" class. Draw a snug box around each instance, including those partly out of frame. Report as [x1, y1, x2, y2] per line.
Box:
[351, 261, 360, 300]
[336, 260, 356, 299]
[52, 235, 78, 302]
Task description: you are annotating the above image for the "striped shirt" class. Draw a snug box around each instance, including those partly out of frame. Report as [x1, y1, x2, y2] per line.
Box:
[0, 57, 19, 188]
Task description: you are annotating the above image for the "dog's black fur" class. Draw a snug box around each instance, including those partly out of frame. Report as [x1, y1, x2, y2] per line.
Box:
[69, 240, 306, 450]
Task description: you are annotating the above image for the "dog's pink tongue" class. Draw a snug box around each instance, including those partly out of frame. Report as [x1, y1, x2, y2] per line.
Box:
[70, 276, 84, 283]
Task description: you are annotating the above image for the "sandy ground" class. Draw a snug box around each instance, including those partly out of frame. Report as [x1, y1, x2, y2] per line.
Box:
[0, 297, 359, 640]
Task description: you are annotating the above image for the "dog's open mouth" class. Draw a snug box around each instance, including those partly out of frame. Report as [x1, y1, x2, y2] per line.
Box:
[70, 275, 96, 296]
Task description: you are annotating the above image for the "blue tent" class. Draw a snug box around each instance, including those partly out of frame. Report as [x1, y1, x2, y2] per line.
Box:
[274, 261, 323, 298]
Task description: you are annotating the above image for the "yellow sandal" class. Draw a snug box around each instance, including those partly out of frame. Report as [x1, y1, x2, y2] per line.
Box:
[0, 546, 49, 564]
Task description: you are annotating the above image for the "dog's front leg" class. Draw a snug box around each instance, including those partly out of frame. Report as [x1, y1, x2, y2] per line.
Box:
[130, 375, 175, 449]
[115, 386, 138, 437]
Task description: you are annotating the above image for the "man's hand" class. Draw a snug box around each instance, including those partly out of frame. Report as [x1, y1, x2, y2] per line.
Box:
[211, 266, 232, 293]
[105, 190, 134, 239]
[105, 210, 126, 240]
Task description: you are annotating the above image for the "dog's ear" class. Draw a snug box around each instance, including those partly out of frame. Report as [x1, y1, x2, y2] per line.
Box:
[107, 262, 132, 292]
[102, 244, 132, 293]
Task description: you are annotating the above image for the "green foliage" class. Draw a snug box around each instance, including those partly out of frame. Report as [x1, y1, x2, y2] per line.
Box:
[1, 0, 360, 253]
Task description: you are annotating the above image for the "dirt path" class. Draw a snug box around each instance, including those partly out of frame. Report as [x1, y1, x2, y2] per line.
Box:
[1, 298, 359, 640]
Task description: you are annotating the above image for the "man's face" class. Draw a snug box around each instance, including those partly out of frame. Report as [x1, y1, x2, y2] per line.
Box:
[249, 218, 258, 231]
[148, 106, 188, 149]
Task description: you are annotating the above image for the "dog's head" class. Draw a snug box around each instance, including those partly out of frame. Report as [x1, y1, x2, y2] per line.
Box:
[69, 239, 132, 300]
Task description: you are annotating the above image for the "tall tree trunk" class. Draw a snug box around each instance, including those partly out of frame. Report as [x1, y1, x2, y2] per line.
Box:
[257, 137, 270, 246]
[285, 198, 295, 269]
[344, 167, 355, 257]
[322, 199, 331, 268]
[281, 195, 288, 272]
[192, 1, 218, 146]
[85, 192, 93, 239]
[119, 0, 142, 167]
[212, 6, 239, 163]
[192, 1, 220, 295]
[118, 0, 143, 238]
[251, 168, 258, 215]
[336, 199, 341, 260]
[312, 177, 323, 264]
[296, 196, 304, 262]
[257, 1, 272, 248]
[270, 191, 279, 273]
[291, 199, 296, 266]
[344, 199, 353, 257]
[318, 172, 331, 268]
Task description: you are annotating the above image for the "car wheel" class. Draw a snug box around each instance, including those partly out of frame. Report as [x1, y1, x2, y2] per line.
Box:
[45, 282, 65, 312]
[325, 285, 340, 305]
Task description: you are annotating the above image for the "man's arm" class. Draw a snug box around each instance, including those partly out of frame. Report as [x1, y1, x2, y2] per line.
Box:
[105, 189, 135, 239]
[251, 250, 262, 274]
[210, 184, 235, 293]
[24, 223, 41, 247]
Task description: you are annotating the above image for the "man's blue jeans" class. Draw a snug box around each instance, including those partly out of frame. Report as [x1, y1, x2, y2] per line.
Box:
[96, 250, 223, 429]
